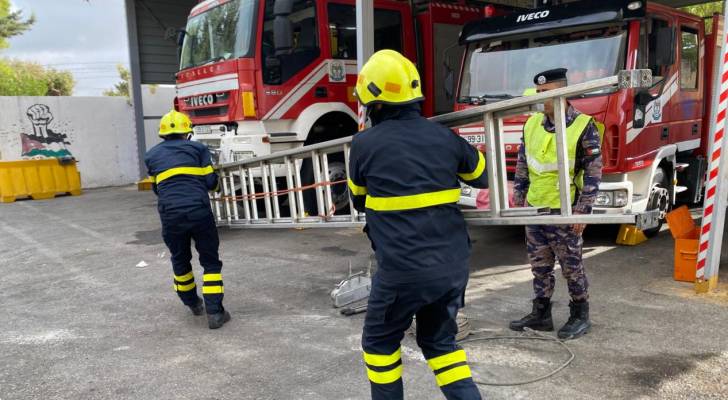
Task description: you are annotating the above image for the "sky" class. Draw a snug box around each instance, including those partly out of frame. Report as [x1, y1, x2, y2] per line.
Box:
[4, 0, 131, 96]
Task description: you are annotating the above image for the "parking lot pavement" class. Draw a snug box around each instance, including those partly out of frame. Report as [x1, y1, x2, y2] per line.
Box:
[1, 186, 726, 399]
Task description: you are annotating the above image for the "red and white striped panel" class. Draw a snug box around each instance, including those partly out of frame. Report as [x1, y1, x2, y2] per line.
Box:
[696, 18, 728, 280]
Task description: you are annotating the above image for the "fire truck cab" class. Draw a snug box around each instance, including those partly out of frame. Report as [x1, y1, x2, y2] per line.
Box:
[175, 1, 507, 160]
[176, 0, 510, 211]
[455, 0, 718, 235]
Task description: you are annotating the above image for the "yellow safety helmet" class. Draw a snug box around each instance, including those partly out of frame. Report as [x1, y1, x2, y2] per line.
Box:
[159, 110, 193, 136]
[354, 50, 424, 106]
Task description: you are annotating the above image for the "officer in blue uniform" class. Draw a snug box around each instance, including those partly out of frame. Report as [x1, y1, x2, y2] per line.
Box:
[144, 110, 231, 329]
[349, 50, 489, 400]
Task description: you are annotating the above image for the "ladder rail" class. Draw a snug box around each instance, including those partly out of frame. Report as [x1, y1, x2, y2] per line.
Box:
[211, 70, 653, 229]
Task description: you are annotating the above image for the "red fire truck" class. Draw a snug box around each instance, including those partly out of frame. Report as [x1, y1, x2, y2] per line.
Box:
[175, 0, 516, 212]
[455, 0, 720, 235]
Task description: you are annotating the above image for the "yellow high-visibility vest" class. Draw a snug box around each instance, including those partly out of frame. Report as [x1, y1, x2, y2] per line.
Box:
[523, 113, 596, 209]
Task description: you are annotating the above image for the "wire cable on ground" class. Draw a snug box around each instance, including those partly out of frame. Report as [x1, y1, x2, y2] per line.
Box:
[460, 328, 575, 387]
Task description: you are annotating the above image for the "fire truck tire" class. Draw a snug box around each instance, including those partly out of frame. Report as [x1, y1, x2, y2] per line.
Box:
[301, 153, 350, 216]
[643, 166, 671, 238]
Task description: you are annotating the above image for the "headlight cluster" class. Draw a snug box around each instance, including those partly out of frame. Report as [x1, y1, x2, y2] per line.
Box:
[595, 190, 629, 207]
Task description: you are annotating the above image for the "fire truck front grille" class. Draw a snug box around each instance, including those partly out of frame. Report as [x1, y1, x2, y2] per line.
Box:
[190, 106, 229, 118]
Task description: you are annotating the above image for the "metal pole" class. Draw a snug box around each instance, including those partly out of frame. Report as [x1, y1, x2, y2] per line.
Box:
[124, 0, 148, 179]
[356, 0, 374, 72]
[483, 112, 501, 217]
[696, 4, 728, 293]
[552, 96, 572, 216]
[356, 0, 374, 132]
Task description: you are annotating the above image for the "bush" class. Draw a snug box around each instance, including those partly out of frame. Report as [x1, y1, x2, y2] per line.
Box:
[0, 59, 75, 96]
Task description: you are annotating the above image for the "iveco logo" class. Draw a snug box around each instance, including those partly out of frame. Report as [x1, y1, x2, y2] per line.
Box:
[516, 10, 550, 23]
[187, 94, 215, 107]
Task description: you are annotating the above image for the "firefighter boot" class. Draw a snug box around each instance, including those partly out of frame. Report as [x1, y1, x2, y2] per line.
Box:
[189, 297, 204, 316]
[207, 310, 231, 329]
[509, 298, 554, 332]
[557, 301, 591, 340]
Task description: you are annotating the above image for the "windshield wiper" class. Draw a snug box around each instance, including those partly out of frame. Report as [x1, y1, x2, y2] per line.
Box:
[465, 93, 515, 105]
[479, 93, 515, 99]
[201, 56, 226, 66]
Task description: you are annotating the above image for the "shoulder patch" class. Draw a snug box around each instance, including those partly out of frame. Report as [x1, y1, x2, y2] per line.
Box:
[585, 147, 601, 156]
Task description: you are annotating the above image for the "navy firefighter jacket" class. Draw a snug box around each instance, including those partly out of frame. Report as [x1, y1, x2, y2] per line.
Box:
[144, 139, 218, 218]
[348, 105, 489, 283]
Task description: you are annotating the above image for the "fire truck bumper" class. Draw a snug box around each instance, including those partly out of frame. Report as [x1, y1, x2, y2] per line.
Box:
[193, 121, 302, 165]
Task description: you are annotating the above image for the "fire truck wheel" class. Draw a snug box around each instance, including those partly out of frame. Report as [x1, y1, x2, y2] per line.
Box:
[300, 153, 350, 216]
[643, 167, 671, 238]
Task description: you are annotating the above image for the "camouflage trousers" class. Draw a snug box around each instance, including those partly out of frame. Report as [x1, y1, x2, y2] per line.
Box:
[525, 225, 589, 302]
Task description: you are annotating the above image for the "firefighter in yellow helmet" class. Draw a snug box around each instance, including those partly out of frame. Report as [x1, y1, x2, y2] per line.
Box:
[144, 110, 231, 329]
[349, 50, 488, 400]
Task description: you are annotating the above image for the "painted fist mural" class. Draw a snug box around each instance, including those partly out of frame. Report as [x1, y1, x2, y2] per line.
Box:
[26, 104, 54, 139]
[21, 104, 73, 159]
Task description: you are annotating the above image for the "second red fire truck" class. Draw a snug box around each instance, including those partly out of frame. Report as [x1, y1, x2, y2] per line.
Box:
[454, 0, 720, 235]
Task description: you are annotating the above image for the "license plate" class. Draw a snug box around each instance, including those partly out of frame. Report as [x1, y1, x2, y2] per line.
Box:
[462, 134, 486, 145]
[193, 125, 212, 135]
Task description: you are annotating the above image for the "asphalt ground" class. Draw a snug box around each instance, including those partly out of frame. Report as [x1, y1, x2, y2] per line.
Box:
[1, 186, 727, 400]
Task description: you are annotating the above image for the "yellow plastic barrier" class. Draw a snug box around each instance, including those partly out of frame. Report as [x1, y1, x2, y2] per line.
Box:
[137, 177, 154, 191]
[0, 158, 82, 203]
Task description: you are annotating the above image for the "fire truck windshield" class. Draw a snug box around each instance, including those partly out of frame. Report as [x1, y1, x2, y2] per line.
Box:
[180, 0, 257, 70]
[459, 26, 627, 103]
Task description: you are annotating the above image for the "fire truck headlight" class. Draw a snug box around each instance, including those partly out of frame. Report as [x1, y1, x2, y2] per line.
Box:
[613, 190, 629, 207]
[595, 191, 613, 207]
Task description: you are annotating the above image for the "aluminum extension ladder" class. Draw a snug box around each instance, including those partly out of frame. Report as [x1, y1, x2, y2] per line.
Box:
[210, 70, 655, 229]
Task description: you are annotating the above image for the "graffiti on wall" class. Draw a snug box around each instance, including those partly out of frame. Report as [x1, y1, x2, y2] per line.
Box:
[21, 104, 73, 158]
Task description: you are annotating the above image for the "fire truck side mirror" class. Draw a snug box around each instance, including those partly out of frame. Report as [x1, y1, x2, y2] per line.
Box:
[655, 27, 676, 67]
[273, 0, 294, 55]
[176, 29, 187, 63]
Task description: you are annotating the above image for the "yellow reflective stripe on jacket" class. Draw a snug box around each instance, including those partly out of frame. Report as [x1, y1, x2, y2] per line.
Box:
[363, 348, 401, 367]
[203, 273, 222, 282]
[434, 365, 472, 387]
[155, 165, 215, 184]
[348, 179, 368, 196]
[458, 151, 486, 181]
[365, 188, 461, 211]
[202, 286, 224, 294]
[174, 282, 196, 292]
[366, 364, 403, 384]
[174, 272, 194, 282]
[427, 350, 468, 371]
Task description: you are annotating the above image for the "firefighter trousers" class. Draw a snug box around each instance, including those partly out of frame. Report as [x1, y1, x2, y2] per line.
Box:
[161, 208, 224, 314]
[361, 270, 481, 400]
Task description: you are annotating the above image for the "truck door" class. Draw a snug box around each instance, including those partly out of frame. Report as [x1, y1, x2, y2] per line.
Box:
[323, 1, 410, 107]
[669, 20, 703, 152]
[634, 15, 677, 156]
[325, 1, 408, 59]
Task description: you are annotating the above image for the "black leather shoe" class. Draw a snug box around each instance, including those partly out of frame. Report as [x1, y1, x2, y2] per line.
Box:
[509, 298, 554, 331]
[558, 301, 591, 340]
[189, 298, 204, 316]
[208, 310, 231, 329]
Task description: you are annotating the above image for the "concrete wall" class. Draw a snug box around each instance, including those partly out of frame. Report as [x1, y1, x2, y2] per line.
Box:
[142, 84, 177, 151]
[0, 97, 140, 188]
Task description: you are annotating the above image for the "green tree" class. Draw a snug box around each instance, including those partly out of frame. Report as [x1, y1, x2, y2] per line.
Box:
[0, 59, 76, 96]
[682, 1, 724, 33]
[0, 0, 35, 48]
[0, 59, 46, 95]
[103, 64, 130, 98]
[44, 68, 75, 96]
